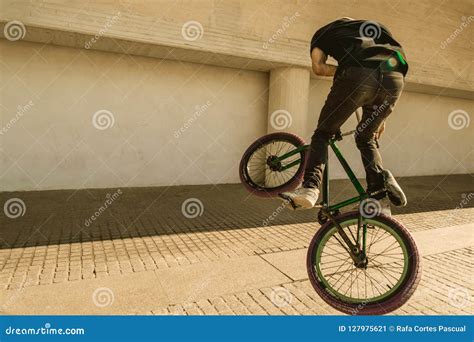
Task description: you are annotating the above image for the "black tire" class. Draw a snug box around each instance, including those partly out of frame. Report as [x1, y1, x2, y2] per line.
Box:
[239, 132, 306, 197]
[307, 211, 421, 315]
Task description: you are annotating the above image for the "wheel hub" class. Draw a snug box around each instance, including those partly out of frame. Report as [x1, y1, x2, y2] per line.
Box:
[266, 155, 282, 171]
[354, 252, 368, 269]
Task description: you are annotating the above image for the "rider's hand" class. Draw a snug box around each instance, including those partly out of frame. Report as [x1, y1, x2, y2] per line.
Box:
[375, 121, 386, 140]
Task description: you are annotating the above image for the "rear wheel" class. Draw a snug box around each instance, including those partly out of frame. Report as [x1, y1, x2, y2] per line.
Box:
[239, 132, 307, 197]
[307, 212, 421, 315]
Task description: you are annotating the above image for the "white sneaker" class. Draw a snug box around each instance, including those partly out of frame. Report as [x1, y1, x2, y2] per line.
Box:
[382, 169, 407, 207]
[280, 187, 319, 209]
[379, 196, 392, 216]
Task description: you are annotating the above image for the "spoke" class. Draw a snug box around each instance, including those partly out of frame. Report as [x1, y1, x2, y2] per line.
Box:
[321, 262, 354, 272]
[338, 266, 357, 294]
[322, 256, 352, 279]
[366, 229, 379, 255]
[322, 242, 348, 256]
[369, 231, 395, 249]
[367, 228, 388, 252]
[345, 268, 364, 297]
[364, 269, 386, 297]
[364, 269, 368, 298]
[329, 262, 355, 289]
[322, 256, 355, 265]
[369, 260, 405, 278]
[369, 265, 398, 288]
[370, 267, 402, 283]
[369, 242, 403, 263]
[333, 234, 352, 255]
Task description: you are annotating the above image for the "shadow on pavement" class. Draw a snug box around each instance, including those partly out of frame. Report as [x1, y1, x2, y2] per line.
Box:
[0, 174, 472, 249]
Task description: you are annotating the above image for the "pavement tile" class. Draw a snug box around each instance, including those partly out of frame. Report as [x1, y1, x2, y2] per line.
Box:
[154, 255, 291, 304]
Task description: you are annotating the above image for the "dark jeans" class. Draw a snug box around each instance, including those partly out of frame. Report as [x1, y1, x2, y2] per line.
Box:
[303, 66, 404, 194]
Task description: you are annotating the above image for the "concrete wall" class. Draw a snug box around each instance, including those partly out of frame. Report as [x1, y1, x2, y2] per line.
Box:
[0, 0, 472, 96]
[0, 41, 268, 191]
[307, 79, 474, 180]
[0, 1, 472, 191]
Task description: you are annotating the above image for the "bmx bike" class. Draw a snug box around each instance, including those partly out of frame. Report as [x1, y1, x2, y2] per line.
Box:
[239, 127, 421, 315]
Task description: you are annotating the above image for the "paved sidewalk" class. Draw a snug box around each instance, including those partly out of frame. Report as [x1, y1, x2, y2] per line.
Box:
[0, 174, 472, 315]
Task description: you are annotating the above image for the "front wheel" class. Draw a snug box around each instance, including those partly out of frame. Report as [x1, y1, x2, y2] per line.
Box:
[307, 212, 421, 315]
[239, 132, 307, 197]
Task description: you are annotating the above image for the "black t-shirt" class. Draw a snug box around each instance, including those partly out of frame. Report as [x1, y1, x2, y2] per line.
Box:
[310, 19, 408, 75]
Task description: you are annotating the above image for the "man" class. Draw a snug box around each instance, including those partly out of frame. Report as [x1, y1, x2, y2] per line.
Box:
[281, 18, 407, 214]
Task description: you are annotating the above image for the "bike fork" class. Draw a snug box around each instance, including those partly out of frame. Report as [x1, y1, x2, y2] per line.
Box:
[326, 211, 367, 267]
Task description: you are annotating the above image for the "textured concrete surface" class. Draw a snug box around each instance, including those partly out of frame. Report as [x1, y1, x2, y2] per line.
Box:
[414, 223, 474, 255]
[0, 271, 169, 315]
[149, 247, 473, 316]
[0, 175, 472, 315]
[261, 249, 308, 281]
[154, 255, 291, 303]
[1, 0, 472, 94]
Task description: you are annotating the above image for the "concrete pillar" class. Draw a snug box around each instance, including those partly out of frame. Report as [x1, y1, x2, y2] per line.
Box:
[265, 67, 310, 188]
[267, 67, 310, 136]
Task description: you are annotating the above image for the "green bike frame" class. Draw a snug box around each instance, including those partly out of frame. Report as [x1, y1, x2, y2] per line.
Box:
[275, 132, 370, 260]
[277, 134, 368, 209]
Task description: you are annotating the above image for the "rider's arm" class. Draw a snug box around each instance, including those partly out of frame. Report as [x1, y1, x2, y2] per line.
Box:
[311, 48, 337, 77]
